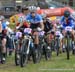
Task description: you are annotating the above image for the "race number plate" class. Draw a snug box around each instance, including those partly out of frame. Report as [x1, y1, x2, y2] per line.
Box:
[24, 28, 32, 34]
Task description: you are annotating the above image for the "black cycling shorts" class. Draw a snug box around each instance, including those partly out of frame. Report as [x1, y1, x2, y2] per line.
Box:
[30, 23, 40, 30]
[2, 30, 7, 39]
[0, 33, 6, 40]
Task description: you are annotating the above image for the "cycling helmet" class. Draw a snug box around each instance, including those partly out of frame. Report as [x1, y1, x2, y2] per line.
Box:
[28, 6, 37, 12]
[37, 7, 40, 10]
[64, 10, 70, 18]
[22, 6, 28, 13]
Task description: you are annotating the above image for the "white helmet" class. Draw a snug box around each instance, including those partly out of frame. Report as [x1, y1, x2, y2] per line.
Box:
[37, 7, 40, 10]
[28, 6, 37, 12]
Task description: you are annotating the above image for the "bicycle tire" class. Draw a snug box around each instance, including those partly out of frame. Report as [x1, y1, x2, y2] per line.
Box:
[20, 39, 28, 67]
[56, 38, 60, 56]
[32, 48, 39, 64]
[66, 37, 70, 60]
[44, 44, 52, 60]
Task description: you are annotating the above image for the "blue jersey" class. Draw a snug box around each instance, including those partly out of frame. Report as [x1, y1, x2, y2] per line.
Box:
[60, 16, 74, 28]
[2, 22, 7, 30]
[26, 13, 43, 24]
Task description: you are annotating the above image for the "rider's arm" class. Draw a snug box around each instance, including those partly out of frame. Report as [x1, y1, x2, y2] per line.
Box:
[26, 14, 30, 22]
[59, 16, 65, 29]
[17, 16, 26, 29]
[0, 22, 2, 33]
[47, 19, 53, 29]
[38, 15, 44, 30]
[60, 16, 64, 25]
[2, 22, 7, 30]
[40, 21, 44, 30]
[17, 17, 24, 28]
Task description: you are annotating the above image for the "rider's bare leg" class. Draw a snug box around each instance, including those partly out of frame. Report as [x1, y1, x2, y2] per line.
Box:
[2, 38, 7, 58]
[59, 34, 63, 53]
[33, 32, 39, 49]
[62, 30, 66, 49]
[46, 34, 50, 45]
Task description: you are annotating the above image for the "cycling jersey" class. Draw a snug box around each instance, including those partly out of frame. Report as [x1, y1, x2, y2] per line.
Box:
[2, 22, 7, 30]
[26, 13, 43, 24]
[1, 21, 7, 39]
[44, 19, 53, 32]
[60, 16, 74, 29]
[26, 13, 43, 29]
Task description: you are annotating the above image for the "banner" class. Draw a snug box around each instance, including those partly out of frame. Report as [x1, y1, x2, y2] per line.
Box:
[37, 7, 75, 17]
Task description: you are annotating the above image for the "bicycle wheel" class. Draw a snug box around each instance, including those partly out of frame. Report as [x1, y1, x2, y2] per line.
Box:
[72, 41, 75, 55]
[44, 44, 52, 60]
[20, 40, 28, 67]
[51, 40, 55, 51]
[56, 38, 60, 56]
[20, 52, 28, 67]
[66, 37, 70, 60]
[15, 41, 20, 66]
[32, 47, 40, 64]
[38, 44, 43, 62]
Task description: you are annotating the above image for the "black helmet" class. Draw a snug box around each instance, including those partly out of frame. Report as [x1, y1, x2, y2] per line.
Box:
[22, 6, 28, 13]
[64, 10, 70, 18]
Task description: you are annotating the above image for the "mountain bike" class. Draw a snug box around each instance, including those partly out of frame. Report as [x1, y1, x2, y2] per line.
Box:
[65, 26, 73, 60]
[19, 28, 32, 67]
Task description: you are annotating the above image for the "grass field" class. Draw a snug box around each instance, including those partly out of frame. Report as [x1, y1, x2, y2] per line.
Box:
[0, 52, 75, 72]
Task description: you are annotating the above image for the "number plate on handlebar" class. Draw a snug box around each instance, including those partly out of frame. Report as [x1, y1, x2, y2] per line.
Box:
[55, 31, 61, 36]
[24, 28, 32, 34]
[65, 26, 72, 32]
[16, 32, 22, 38]
[38, 31, 45, 36]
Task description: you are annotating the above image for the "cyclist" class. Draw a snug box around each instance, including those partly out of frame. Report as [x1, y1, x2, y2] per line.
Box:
[0, 16, 7, 63]
[6, 21, 14, 56]
[60, 10, 75, 49]
[16, 6, 29, 30]
[42, 14, 53, 46]
[26, 6, 44, 49]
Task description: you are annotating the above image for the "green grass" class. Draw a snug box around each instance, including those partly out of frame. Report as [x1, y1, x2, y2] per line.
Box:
[0, 52, 75, 72]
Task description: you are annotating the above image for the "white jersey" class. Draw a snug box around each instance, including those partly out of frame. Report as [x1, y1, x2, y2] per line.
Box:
[55, 30, 63, 39]
[6, 27, 13, 38]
